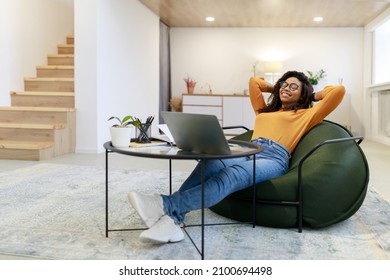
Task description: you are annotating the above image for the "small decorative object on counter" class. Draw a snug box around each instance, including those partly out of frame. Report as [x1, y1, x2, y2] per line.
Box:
[184, 75, 196, 94]
[169, 97, 182, 112]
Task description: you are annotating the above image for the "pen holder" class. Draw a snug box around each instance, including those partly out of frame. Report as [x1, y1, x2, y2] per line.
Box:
[135, 123, 151, 143]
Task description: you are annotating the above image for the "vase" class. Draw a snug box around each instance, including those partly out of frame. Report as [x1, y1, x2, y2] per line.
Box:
[187, 86, 195, 94]
[110, 126, 132, 147]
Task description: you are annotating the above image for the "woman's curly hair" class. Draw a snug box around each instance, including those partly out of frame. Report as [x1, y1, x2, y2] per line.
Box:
[260, 71, 314, 113]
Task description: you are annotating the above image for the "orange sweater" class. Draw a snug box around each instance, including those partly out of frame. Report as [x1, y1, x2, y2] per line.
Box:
[249, 77, 345, 153]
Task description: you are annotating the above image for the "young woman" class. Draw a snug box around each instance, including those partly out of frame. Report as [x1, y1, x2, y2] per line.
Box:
[128, 70, 345, 243]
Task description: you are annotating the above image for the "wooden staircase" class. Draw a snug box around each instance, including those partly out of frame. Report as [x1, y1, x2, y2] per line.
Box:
[0, 35, 75, 160]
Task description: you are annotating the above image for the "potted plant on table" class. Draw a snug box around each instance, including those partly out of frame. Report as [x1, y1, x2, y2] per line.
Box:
[107, 115, 140, 147]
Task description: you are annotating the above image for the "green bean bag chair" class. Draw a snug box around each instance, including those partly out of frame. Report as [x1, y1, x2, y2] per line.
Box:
[210, 120, 369, 229]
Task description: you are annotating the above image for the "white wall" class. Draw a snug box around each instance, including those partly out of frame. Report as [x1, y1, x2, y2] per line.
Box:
[0, 0, 74, 105]
[74, 0, 98, 153]
[171, 28, 364, 135]
[75, 0, 160, 153]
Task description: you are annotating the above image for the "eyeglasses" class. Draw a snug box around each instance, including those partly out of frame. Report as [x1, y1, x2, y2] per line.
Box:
[280, 81, 300, 91]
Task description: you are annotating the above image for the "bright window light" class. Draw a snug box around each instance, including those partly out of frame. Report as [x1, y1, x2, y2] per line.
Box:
[205, 16, 215, 22]
[313, 17, 323, 22]
[374, 18, 390, 84]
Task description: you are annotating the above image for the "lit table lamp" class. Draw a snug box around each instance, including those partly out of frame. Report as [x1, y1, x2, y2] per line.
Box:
[264, 61, 283, 84]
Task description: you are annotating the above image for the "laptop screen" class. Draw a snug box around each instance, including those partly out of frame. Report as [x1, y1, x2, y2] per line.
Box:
[161, 111, 231, 155]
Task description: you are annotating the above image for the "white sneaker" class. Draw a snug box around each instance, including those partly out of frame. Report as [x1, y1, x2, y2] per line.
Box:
[139, 215, 184, 243]
[128, 192, 164, 228]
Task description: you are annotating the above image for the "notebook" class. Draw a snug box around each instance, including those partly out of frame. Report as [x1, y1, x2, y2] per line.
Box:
[161, 111, 231, 155]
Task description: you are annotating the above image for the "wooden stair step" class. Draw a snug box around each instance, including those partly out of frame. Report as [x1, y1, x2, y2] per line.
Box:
[11, 91, 75, 108]
[0, 140, 53, 150]
[0, 106, 75, 112]
[0, 140, 54, 161]
[66, 35, 74, 45]
[0, 122, 66, 130]
[58, 44, 74, 54]
[37, 65, 74, 70]
[36, 65, 74, 77]
[0, 106, 76, 124]
[0, 122, 66, 143]
[24, 77, 74, 92]
[47, 54, 74, 65]
[11, 91, 74, 97]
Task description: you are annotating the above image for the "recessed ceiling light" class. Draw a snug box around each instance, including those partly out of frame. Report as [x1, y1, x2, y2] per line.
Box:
[313, 16, 324, 22]
[205, 16, 215, 22]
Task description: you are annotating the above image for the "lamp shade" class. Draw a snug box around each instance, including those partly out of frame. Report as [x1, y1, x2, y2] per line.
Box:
[264, 61, 283, 74]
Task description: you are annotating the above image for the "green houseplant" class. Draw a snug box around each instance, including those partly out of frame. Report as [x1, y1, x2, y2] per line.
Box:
[108, 115, 138, 128]
[306, 69, 326, 86]
[107, 115, 140, 147]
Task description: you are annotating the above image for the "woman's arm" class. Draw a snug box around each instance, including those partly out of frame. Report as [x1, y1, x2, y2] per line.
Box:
[249, 77, 272, 114]
[312, 91, 321, 101]
[311, 85, 345, 120]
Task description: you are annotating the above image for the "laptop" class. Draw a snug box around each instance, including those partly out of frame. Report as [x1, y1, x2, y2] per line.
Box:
[161, 111, 231, 155]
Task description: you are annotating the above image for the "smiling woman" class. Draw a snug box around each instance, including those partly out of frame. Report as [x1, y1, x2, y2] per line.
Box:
[279, 78, 302, 108]
[249, 71, 345, 152]
[252, 71, 315, 115]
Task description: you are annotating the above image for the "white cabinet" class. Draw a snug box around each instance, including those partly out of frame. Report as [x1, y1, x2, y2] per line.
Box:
[182, 94, 254, 135]
[223, 96, 254, 135]
[182, 94, 223, 123]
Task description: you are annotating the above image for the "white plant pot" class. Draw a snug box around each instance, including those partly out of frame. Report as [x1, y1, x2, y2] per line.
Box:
[110, 126, 132, 148]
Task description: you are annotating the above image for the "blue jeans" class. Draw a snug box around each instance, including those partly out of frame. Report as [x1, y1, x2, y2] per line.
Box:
[161, 138, 291, 224]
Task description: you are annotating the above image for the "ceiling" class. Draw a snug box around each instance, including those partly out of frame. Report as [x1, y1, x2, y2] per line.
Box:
[139, 0, 390, 27]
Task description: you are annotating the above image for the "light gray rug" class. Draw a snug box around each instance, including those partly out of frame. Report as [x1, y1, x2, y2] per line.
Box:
[0, 163, 389, 260]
